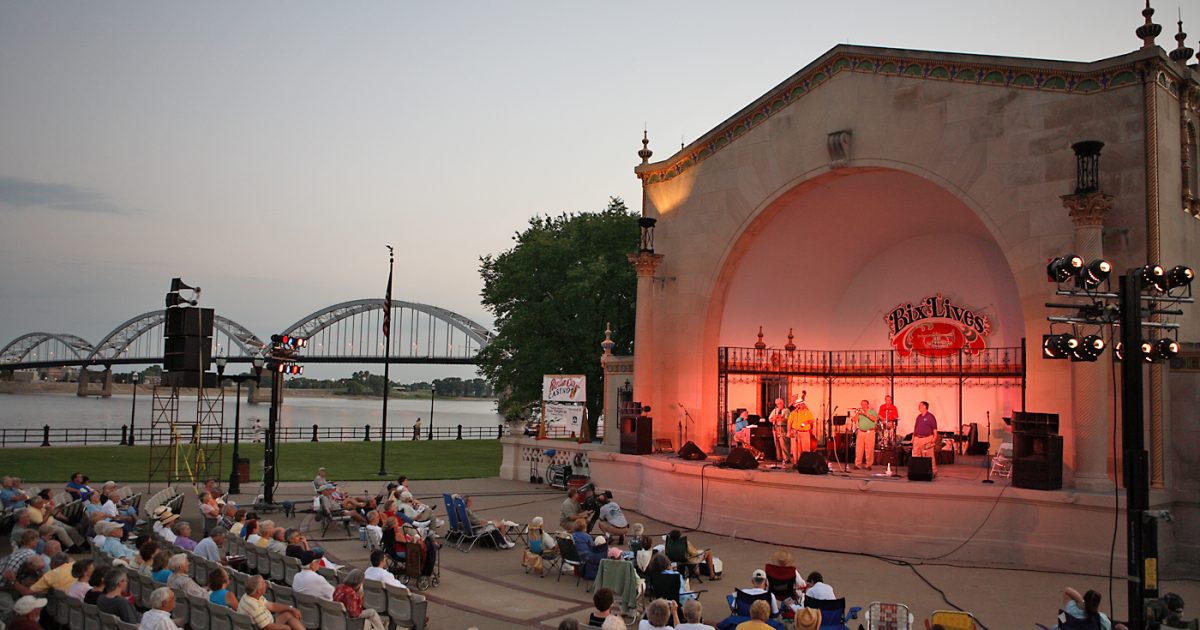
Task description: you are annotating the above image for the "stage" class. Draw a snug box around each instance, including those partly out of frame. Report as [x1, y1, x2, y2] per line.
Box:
[499, 436, 1187, 575]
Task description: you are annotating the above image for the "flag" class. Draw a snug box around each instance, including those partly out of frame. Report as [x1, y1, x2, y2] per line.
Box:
[382, 265, 393, 341]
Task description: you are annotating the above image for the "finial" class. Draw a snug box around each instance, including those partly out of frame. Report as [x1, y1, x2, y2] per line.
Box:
[601, 322, 615, 357]
[681, 134, 685, 150]
[1169, 12, 1194, 65]
[1137, 0, 1162, 48]
[754, 326, 766, 350]
[784, 328, 796, 352]
[638, 129, 653, 164]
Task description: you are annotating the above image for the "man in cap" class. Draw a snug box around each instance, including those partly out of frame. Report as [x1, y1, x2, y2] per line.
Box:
[318, 483, 367, 525]
[94, 521, 137, 561]
[291, 552, 334, 601]
[594, 491, 630, 543]
[731, 569, 779, 618]
[8, 594, 49, 630]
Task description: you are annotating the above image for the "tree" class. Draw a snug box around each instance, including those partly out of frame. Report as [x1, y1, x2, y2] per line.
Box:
[478, 197, 638, 425]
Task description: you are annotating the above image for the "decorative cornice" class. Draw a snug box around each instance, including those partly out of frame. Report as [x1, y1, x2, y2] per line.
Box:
[1061, 191, 1114, 227]
[637, 46, 1185, 186]
[628, 251, 664, 277]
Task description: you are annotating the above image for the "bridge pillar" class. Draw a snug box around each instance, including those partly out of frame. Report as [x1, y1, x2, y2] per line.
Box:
[76, 368, 114, 398]
[248, 380, 276, 404]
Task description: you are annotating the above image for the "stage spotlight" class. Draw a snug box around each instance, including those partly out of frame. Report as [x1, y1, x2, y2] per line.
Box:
[1072, 334, 1106, 362]
[1165, 265, 1194, 290]
[270, 334, 308, 349]
[1042, 333, 1078, 359]
[1077, 259, 1111, 289]
[1151, 338, 1179, 362]
[1047, 255, 1084, 283]
[1114, 342, 1125, 362]
[1138, 264, 1166, 292]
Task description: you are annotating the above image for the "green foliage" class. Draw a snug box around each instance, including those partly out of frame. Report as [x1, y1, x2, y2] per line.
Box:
[477, 197, 638, 424]
[284, 372, 493, 398]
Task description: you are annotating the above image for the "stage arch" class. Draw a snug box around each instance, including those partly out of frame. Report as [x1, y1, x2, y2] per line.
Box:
[704, 166, 1026, 441]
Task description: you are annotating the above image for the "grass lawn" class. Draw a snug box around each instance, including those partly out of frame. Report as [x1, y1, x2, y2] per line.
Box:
[0, 440, 501, 484]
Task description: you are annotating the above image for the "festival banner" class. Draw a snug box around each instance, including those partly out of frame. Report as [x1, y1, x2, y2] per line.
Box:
[884, 294, 992, 358]
[542, 375, 586, 403]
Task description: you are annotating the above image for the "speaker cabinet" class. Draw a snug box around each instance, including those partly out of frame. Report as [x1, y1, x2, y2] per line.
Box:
[907, 456, 934, 481]
[620, 416, 653, 455]
[795, 452, 829, 475]
[163, 337, 213, 371]
[165, 307, 214, 337]
[723, 447, 759, 469]
[678, 441, 707, 461]
[1012, 432, 1063, 490]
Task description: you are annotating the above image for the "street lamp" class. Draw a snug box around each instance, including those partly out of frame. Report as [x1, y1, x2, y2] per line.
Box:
[127, 372, 140, 446]
[428, 384, 436, 440]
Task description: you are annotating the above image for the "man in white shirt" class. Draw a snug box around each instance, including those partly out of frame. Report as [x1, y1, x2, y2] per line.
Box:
[139, 587, 178, 630]
[193, 528, 227, 564]
[676, 599, 716, 630]
[595, 491, 630, 541]
[362, 550, 407, 590]
[291, 555, 334, 601]
[734, 569, 779, 616]
[803, 571, 835, 601]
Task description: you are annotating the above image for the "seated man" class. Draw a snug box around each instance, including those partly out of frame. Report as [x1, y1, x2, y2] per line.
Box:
[595, 491, 630, 542]
[284, 528, 321, 564]
[29, 551, 74, 594]
[318, 484, 367, 525]
[239, 574, 305, 630]
[560, 487, 592, 531]
[3, 476, 32, 509]
[198, 492, 222, 519]
[1, 530, 44, 600]
[803, 571, 835, 601]
[292, 553, 334, 600]
[63, 473, 91, 503]
[734, 600, 774, 630]
[313, 467, 331, 491]
[93, 521, 136, 562]
[363, 550, 407, 590]
[165, 554, 206, 598]
[461, 494, 515, 548]
[193, 527, 229, 565]
[733, 570, 779, 618]
[26, 496, 84, 549]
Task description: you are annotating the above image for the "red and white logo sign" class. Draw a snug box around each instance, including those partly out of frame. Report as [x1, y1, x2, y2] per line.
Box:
[884, 295, 991, 358]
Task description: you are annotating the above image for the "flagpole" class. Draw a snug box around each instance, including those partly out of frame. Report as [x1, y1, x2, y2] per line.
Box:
[378, 246, 394, 476]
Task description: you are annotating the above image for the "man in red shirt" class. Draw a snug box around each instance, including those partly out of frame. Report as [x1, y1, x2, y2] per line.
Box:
[877, 395, 899, 449]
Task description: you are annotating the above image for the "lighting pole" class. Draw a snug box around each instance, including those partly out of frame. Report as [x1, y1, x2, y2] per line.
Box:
[217, 357, 264, 495]
[428, 384, 436, 440]
[128, 372, 139, 446]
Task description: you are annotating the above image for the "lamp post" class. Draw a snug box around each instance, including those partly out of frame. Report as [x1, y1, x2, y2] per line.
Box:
[428, 384, 436, 440]
[127, 372, 139, 446]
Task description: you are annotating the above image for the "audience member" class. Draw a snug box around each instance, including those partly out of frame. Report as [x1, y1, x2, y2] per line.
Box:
[313, 467, 330, 491]
[134, 540, 160, 576]
[645, 552, 696, 603]
[665, 530, 718, 580]
[1062, 587, 1127, 630]
[7, 595, 48, 630]
[560, 487, 592, 531]
[244, 519, 262, 545]
[172, 521, 197, 551]
[767, 550, 805, 598]
[194, 527, 229, 565]
[2, 529, 43, 596]
[803, 571, 835, 601]
[268, 527, 288, 554]
[559, 619, 581, 630]
[677, 599, 715, 630]
[94, 521, 136, 561]
[318, 484, 368, 525]
[285, 528, 321, 564]
[166, 554, 206, 598]
[29, 551, 74, 594]
[199, 492, 222, 519]
[601, 617, 628, 630]
[229, 509, 248, 537]
[364, 550, 407, 590]
[733, 569, 779, 617]
[64, 472, 91, 502]
[734, 600, 772, 630]
[239, 574, 305, 630]
[589, 587, 616, 626]
[639, 599, 679, 629]
[256, 520, 276, 548]
[150, 551, 172, 583]
[208, 567, 239, 609]
[82, 561, 110, 604]
[292, 554, 334, 600]
[461, 494, 516, 548]
[139, 587, 178, 630]
[67, 559, 95, 600]
[27, 495, 84, 549]
[97, 567, 141, 623]
[333, 569, 387, 630]
[8, 509, 38, 551]
[1, 476, 30, 509]
[151, 507, 179, 542]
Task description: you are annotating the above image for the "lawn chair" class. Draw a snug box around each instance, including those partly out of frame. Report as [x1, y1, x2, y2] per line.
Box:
[926, 610, 978, 629]
[594, 558, 644, 623]
[664, 534, 707, 583]
[864, 601, 914, 630]
[555, 536, 585, 584]
[442, 493, 464, 545]
[716, 589, 785, 630]
[765, 563, 800, 622]
[803, 596, 861, 630]
[645, 571, 704, 607]
[451, 495, 499, 552]
[318, 496, 354, 537]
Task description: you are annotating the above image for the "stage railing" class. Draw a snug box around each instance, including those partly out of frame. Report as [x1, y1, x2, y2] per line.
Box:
[718, 345, 1024, 378]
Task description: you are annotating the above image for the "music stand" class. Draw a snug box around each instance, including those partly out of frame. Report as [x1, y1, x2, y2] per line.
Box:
[829, 414, 850, 473]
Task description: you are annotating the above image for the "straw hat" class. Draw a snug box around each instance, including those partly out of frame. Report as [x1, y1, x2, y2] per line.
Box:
[795, 607, 821, 630]
[153, 506, 179, 525]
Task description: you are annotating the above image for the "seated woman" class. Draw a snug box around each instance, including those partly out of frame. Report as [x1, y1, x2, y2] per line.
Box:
[665, 529, 719, 580]
[380, 516, 439, 577]
[150, 551, 172, 584]
[172, 521, 197, 551]
[243, 519, 261, 544]
[528, 516, 559, 558]
[583, 535, 609, 581]
[571, 520, 595, 564]
[132, 540, 159, 576]
[1061, 587, 1127, 630]
[645, 551, 697, 603]
[208, 567, 239, 610]
[198, 492, 222, 519]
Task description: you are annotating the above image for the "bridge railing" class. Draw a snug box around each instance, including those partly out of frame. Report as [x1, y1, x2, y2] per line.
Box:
[0, 423, 582, 447]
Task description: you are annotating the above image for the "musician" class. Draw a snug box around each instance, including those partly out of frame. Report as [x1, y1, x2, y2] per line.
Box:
[732, 409, 752, 447]
[768, 398, 791, 464]
[911, 401, 939, 477]
[877, 395, 899, 449]
[788, 391, 814, 458]
[853, 399, 879, 471]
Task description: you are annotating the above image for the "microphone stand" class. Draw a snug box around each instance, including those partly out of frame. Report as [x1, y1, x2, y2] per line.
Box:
[982, 410, 994, 484]
[679, 404, 695, 445]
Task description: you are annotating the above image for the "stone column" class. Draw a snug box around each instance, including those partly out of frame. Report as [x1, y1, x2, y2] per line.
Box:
[628, 251, 664, 415]
[1062, 191, 1115, 491]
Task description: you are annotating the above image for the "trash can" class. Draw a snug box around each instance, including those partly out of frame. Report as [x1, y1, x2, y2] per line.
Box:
[236, 458, 250, 483]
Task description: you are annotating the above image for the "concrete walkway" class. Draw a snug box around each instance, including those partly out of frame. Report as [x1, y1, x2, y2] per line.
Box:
[256, 478, 1199, 629]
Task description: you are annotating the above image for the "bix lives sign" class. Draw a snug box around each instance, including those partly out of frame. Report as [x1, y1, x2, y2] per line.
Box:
[884, 294, 991, 358]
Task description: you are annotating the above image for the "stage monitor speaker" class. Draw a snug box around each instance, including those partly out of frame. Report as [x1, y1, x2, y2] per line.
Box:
[653, 438, 675, 454]
[678, 441, 707, 461]
[908, 457, 934, 481]
[722, 447, 758, 469]
[794, 452, 829, 475]
[1012, 432, 1063, 490]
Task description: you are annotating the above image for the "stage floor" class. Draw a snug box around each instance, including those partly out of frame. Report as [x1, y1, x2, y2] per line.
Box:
[707, 452, 998, 484]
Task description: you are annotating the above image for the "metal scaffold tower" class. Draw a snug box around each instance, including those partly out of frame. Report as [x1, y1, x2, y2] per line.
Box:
[148, 385, 225, 487]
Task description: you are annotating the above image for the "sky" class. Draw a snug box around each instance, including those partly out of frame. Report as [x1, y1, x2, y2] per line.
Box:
[0, 0, 1174, 381]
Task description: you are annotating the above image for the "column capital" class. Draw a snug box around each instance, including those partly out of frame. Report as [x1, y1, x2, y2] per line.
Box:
[1061, 191, 1114, 227]
[628, 251, 665, 277]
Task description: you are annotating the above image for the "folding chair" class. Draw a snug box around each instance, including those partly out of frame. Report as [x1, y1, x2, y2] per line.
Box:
[555, 536, 585, 584]
[645, 571, 704, 607]
[209, 605, 235, 630]
[990, 442, 1013, 478]
[803, 596, 861, 630]
[99, 612, 121, 630]
[270, 582, 296, 608]
[317, 598, 367, 630]
[451, 495, 495, 552]
[292, 591, 322, 629]
[82, 602, 103, 630]
[385, 582, 429, 630]
[186, 594, 211, 630]
[230, 609, 257, 630]
[664, 534, 707, 583]
[865, 601, 914, 630]
[269, 550, 286, 584]
[765, 564, 800, 622]
[594, 558, 644, 623]
[926, 610, 978, 630]
[318, 498, 354, 537]
[283, 555, 302, 585]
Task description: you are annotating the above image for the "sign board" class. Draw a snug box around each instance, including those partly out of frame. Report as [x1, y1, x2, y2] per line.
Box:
[542, 375, 586, 403]
[545, 402, 584, 433]
[885, 294, 992, 358]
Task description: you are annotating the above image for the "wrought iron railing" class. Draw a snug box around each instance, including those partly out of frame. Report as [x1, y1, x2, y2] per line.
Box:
[718, 345, 1024, 378]
[0, 423, 515, 447]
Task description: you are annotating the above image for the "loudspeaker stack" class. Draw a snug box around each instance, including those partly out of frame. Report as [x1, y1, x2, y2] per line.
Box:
[1011, 411, 1063, 490]
[163, 307, 215, 388]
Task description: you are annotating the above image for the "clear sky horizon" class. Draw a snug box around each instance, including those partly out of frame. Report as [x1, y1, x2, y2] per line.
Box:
[0, 1, 1179, 380]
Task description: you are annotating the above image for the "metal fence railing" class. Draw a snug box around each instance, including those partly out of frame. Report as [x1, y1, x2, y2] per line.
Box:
[0, 423, 517, 447]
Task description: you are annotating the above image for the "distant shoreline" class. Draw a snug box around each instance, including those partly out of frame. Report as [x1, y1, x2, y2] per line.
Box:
[0, 380, 497, 403]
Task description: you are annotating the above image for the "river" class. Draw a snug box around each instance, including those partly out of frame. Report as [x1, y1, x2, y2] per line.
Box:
[0, 392, 505, 436]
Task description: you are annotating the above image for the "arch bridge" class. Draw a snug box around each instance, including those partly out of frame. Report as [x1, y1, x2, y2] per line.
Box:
[0, 298, 492, 371]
